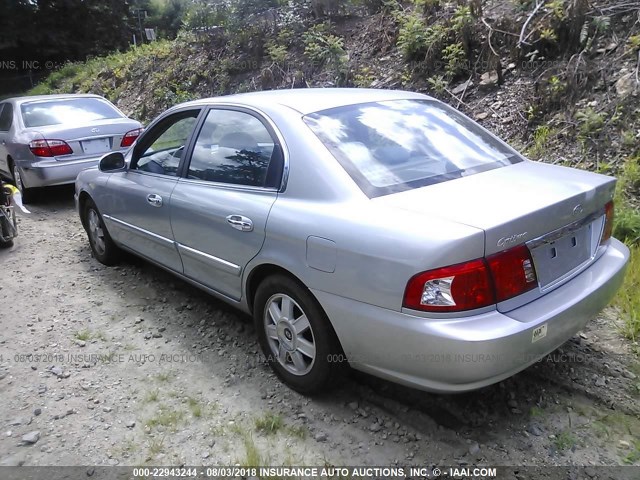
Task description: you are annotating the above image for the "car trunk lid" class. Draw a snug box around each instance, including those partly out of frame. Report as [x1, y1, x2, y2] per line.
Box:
[374, 161, 616, 311]
[27, 118, 141, 160]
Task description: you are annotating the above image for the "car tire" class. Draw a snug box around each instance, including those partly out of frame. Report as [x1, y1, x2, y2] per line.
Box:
[11, 163, 35, 204]
[83, 199, 121, 265]
[0, 214, 13, 249]
[254, 274, 346, 394]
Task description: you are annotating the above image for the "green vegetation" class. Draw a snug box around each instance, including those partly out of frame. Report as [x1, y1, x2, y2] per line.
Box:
[187, 397, 202, 418]
[529, 406, 545, 418]
[147, 436, 166, 458]
[303, 23, 349, 82]
[526, 125, 555, 160]
[145, 406, 184, 431]
[614, 245, 640, 341]
[154, 371, 174, 383]
[287, 424, 309, 439]
[144, 389, 160, 403]
[623, 441, 640, 465]
[612, 155, 640, 341]
[74, 329, 91, 342]
[241, 433, 263, 467]
[255, 412, 284, 435]
[554, 431, 578, 451]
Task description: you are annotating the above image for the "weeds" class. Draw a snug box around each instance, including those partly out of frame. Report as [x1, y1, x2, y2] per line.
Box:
[267, 43, 288, 65]
[147, 436, 166, 458]
[442, 42, 466, 78]
[614, 245, 640, 341]
[623, 441, 640, 464]
[74, 329, 91, 341]
[427, 75, 448, 94]
[576, 107, 606, 139]
[187, 397, 202, 418]
[527, 125, 554, 159]
[354, 67, 376, 87]
[303, 23, 348, 73]
[145, 406, 184, 431]
[154, 372, 173, 383]
[529, 406, 545, 417]
[241, 433, 263, 467]
[255, 412, 284, 435]
[144, 389, 160, 403]
[554, 431, 577, 451]
[287, 424, 309, 439]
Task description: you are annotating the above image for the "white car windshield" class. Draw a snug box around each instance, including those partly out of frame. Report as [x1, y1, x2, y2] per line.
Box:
[304, 99, 522, 197]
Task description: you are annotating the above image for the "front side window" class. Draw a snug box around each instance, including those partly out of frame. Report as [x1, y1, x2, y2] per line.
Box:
[304, 99, 522, 197]
[132, 111, 199, 177]
[187, 109, 281, 188]
[0, 103, 13, 131]
[20, 98, 122, 128]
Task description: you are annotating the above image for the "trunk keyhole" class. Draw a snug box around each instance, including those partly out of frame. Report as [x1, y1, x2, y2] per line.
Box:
[571, 237, 577, 247]
[550, 247, 557, 259]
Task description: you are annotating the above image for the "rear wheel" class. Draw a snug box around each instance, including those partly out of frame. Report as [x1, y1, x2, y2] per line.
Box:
[83, 199, 120, 265]
[0, 213, 13, 249]
[254, 274, 346, 394]
[11, 163, 34, 204]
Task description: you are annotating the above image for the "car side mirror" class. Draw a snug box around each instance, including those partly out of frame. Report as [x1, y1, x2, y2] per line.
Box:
[99, 152, 126, 172]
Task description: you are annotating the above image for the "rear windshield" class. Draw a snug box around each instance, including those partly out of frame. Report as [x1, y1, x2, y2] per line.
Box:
[304, 99, 522, 197]
[21, 98, 122, 128]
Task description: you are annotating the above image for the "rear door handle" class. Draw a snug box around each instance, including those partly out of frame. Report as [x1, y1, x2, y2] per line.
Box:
[146, 194, 163, 207]
[226, 215, 253, 232]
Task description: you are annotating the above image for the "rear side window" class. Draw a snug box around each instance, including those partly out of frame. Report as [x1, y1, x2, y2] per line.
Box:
[20, 98, 123, 128]
[304, 99, 522, 197]
[0, 103, 13, 131]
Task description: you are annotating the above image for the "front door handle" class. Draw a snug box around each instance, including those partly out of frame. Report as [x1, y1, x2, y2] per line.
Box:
[226, 215, 253, 232]
[146, 194, 163, 207]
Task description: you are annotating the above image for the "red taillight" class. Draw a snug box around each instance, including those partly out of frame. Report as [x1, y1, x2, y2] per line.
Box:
[486, 244, 537, 303]
[601, 200, 614, 245]
[120, 128, 142, 147]
[29, 139, 73, 157]
[403, 259, 494, 312]
[404, 245, 539, 312]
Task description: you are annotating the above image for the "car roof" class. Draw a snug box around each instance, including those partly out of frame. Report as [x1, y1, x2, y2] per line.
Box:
[3, 93, 106, 106]
[180, 88, 432, 115]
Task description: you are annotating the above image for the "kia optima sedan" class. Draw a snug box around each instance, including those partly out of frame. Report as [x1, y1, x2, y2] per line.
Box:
[75, 89, 629, 394]
[0, 94, 142, 202]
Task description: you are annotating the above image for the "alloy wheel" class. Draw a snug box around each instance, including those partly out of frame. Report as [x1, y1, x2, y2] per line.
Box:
[87, 208, 106, 256]
[263, 293, 316, 376]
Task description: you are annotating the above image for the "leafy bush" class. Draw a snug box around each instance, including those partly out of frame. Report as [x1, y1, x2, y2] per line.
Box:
[576, 107, 606, 139]
[442, 42, 466, 78]
[615, 245, 640, 341]
[397, 12, 428, 60]
[427, 74, 447, 94]
[267, 43, 288, 65]
[614, 205, 640, 246]
[303, 23, 348, 69]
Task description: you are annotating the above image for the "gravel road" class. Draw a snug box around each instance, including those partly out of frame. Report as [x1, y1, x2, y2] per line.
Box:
[0, 186, 639, 476]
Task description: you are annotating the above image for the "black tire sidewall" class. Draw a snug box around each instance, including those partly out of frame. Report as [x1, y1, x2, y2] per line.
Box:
[254, 274, 345, 394]
[83, 199, 120, 265]
[11, 165, 33, 204]
[0, 214, 13, 249]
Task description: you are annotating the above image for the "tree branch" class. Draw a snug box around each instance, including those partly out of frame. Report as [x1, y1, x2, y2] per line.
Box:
[519, 0, 547, 48]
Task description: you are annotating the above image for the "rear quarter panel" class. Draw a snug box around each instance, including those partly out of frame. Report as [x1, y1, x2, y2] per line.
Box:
[251, 197, 485, 311]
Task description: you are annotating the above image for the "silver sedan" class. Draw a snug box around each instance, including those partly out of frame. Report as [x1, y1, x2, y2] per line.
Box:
[75, 89, 629, 394]
[0, 94, 142, 202]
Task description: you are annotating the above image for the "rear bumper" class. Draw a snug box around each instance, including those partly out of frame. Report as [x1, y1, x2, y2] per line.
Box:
[18, 157, 102, 188]
[314, 238, 629, 393]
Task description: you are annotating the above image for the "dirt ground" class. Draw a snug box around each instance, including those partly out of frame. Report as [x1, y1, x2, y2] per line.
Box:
[0, 186, 639, 477]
